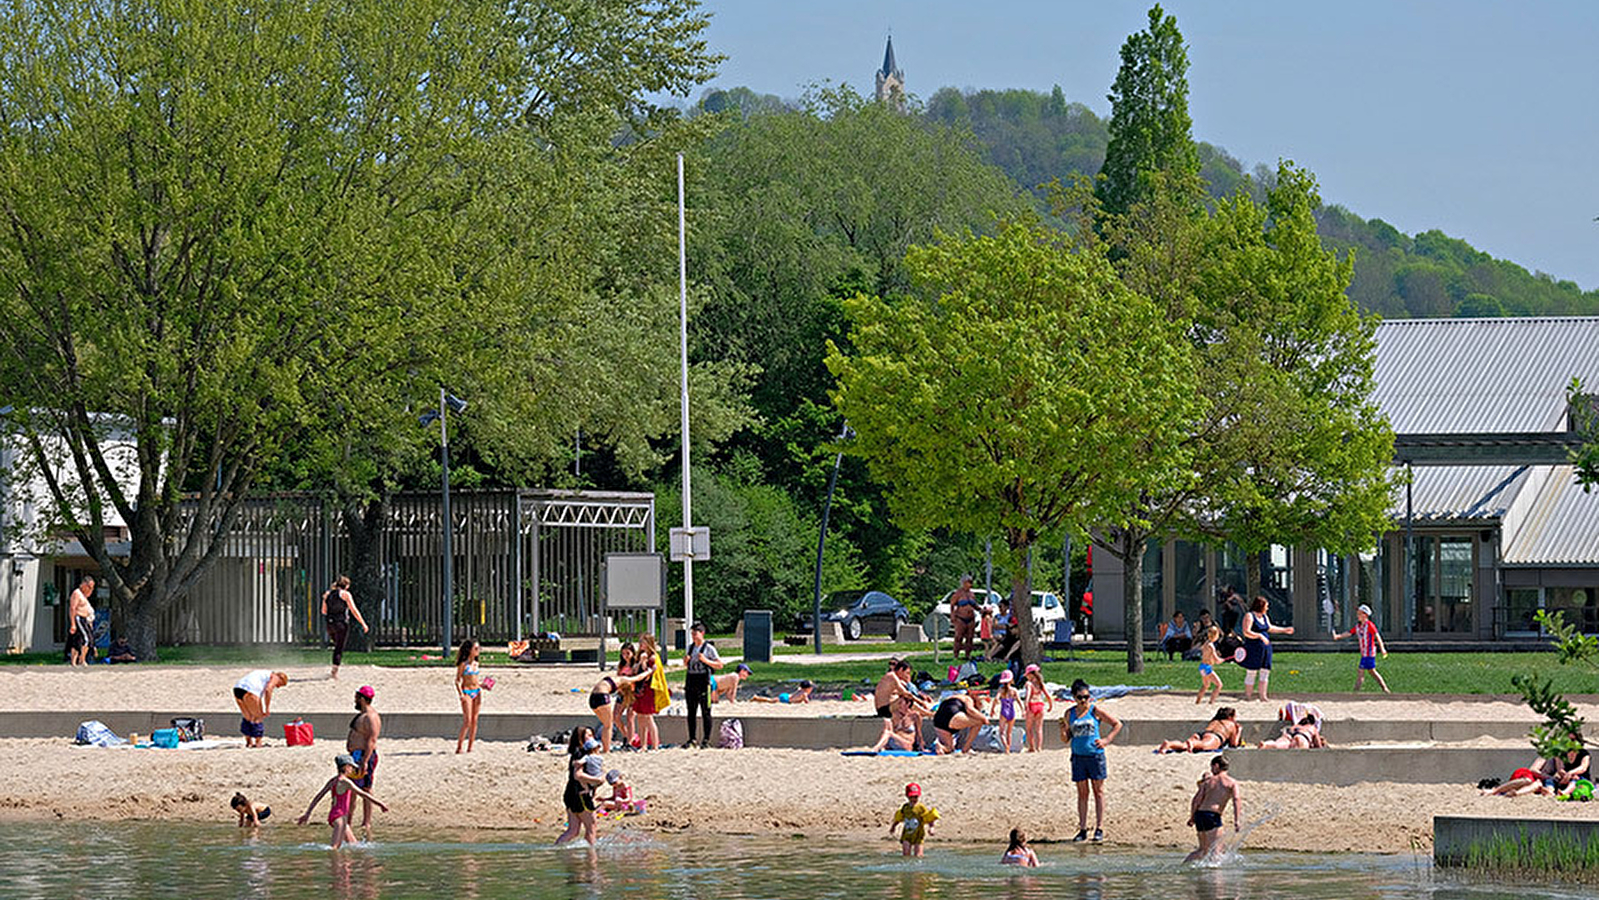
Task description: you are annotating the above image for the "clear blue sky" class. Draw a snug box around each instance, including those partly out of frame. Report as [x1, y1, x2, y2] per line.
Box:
[679, 0, 1599, 290]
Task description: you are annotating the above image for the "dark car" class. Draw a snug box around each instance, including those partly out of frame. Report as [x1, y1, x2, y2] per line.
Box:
[795, 590, 909, 640]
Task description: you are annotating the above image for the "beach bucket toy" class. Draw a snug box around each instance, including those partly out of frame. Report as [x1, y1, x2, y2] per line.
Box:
[151, 728, 180, 749]
[283, 719, 315, 747]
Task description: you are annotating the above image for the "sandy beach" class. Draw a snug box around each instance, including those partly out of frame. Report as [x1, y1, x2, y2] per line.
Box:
[3, 662, 1598, 853]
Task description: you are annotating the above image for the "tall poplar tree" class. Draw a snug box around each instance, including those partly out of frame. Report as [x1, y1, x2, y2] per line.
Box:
[1095, 4, 1200, 219]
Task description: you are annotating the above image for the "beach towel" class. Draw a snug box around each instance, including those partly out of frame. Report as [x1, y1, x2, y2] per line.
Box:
[1049, 684, 1170, 701]
[74, 720, 126, 747]
[650, 663, 670, 712]
[840, 749, 925, 757]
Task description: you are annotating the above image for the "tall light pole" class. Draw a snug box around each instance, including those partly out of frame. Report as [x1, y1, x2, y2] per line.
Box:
[677, 151, 693, 645]
[420, 389, 467, 656]
[812, 422, 853, 654]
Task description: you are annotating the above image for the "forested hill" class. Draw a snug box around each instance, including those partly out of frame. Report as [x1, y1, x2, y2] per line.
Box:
[919, 86, 1599, 319]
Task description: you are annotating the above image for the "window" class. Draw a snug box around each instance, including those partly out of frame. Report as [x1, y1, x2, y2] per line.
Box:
[1504, 588, 1541, 635]
[1413, 536, 1474, 634]
[1546, 586, 1599, 635]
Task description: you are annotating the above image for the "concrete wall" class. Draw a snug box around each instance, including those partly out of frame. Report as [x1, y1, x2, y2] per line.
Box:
[1226, 747, 1529, 787]
[1435, 815, 1599, 866]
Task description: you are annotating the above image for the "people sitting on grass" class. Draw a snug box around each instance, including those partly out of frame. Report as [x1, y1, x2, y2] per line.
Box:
[1160, 611, 1193, 660]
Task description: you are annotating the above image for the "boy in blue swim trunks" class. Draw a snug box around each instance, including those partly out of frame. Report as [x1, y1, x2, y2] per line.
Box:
[1332, 604, 1390, 693]
[751, 679, 813, 704]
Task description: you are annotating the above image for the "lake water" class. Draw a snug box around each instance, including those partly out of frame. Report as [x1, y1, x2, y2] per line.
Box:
[0, 821, 1590, 900]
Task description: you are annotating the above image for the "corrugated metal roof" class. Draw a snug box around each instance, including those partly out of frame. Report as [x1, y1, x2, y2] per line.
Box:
[1390, 465, 1533, 521]
[1503, 467, 1599, 565]
[1374, 317, 1599, 434]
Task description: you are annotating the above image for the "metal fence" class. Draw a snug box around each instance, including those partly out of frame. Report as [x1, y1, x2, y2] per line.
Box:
[163, 489, 655, 646]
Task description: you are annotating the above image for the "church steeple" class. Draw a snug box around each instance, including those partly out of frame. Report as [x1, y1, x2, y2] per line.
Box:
[874, 35, 905, 109]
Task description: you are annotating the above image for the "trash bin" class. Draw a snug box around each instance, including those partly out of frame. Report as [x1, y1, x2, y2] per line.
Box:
[742, 610, 773, 664]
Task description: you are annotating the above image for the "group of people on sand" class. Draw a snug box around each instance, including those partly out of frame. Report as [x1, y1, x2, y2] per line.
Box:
[866, 659, 1059, 755]
[1483, 735, 1591, 799]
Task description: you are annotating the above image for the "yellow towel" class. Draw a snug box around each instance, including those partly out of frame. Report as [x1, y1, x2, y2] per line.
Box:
[651, 660, 670, 710]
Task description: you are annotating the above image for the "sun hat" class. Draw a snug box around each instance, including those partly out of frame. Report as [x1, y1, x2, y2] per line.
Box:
[335, 753, 357, 770]
[905, 782, 921, 798]
[998, 670, 1014, 683]
[1024, 664, 1040, 675]
[357, 685, 375, 699]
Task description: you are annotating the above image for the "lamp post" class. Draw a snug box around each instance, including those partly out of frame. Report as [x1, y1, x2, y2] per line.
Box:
[812, 422, 853, 654]
[420, 388, 467, 656]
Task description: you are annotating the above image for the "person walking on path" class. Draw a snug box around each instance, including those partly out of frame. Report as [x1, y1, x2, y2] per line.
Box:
[233, 670, 289, 748]
[1240, 596, 1293, 702]
[1331, 604, 1390, 693]
[66, 576, 96, 667]
[683, 623, 724, 749]
[949, 575, 980, 660]
[321, 576, 369, 681]
[346, 685, 382, 838]
[1062, 678, 1122, 843]
[1186, 755, 1241, 862]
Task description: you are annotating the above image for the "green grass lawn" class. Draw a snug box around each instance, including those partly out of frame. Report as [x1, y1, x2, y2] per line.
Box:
[732, 649, 1599, 696]
[6, 642, 1592, 697]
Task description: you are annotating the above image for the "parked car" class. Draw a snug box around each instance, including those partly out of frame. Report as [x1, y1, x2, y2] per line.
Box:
[795, 590, 909, 640]
[933, 588, 1067, 638]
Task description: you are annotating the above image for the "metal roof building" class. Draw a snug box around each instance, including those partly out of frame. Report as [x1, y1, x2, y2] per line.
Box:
[1377, 317, 1599, 637]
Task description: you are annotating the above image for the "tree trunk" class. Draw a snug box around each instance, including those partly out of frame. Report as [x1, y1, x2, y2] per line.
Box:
[1245, 551, 1263, 607]
[1122, 531, 1147, 674]
[1012, 553, 1041, 666]
[343, 495, 391, 648]
[125, 583, 163, 662]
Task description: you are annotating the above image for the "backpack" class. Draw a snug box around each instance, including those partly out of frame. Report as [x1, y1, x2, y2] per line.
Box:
[955, 661, 979, 682]
[718, 718, 744, 750]
[74, 720, 125, 747]
[170, 717, 204, 742]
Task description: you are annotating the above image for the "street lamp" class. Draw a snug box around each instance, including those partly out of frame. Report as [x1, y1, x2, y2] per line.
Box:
[420, 389, 468, 656]
[812, 422, 854, 654]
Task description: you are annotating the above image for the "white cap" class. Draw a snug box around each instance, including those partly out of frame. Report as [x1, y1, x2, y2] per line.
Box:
[1357, 604, 1372, 616]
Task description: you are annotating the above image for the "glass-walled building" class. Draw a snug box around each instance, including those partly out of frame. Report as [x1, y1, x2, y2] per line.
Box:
[1091, 317, 1599, 642]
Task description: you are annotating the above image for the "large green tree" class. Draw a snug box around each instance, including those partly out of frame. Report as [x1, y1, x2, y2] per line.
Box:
[1094, 4, 1200, 219]
[0, 0, 728, 657]
[691, 85, 1031, 600]
[826, 220, 1199, 665]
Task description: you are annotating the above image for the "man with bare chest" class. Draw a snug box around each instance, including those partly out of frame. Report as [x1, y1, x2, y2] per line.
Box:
[346, 685, 382, 838]
[1186, 755, 1241, 862]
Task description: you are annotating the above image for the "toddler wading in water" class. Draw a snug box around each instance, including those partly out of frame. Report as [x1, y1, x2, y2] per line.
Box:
[890, 782, 939, 857]
[296, 753, 388, 848]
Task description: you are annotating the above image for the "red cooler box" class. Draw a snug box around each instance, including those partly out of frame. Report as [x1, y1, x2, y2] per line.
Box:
[284, 719, 315, 746]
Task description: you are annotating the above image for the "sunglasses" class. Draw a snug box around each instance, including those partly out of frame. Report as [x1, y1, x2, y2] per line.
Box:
[1073, 694, 1090, 701]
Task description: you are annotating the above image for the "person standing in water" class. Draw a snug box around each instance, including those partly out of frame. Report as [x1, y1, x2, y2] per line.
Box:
[320, 575, 369, 681]
[1186, 755, 1241, 862]
[1062, 678, 1122, 843]
[346, 685, 382, 838]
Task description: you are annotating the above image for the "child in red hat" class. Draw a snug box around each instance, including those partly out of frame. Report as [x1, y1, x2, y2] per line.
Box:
[890, 782, 940, 857]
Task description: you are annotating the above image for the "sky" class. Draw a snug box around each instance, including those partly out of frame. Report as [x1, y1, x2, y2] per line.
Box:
[677, 0, 1599, 291]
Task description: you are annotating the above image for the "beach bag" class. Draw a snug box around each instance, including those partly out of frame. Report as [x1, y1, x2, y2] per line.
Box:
[151, 728, 180, 749]
[650, 664, 670, 711]
[718, 718, 744, 750]
[74, 720, 125, 747]
[969, 724, 1007, 753]
[170, 717, 204, 742]
[955, 661, 979, 682]
[283, 719, 315, 746]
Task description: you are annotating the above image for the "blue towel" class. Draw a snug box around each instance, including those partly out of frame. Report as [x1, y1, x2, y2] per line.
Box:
[1052, 684, 1170, 701]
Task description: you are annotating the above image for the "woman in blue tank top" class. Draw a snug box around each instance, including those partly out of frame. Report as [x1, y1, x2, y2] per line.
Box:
[1061, 678, 1122, 843]
[1240, 596, 1294, 702]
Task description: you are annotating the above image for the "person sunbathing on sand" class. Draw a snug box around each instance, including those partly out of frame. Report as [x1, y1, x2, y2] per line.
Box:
[751, 680, 813, 704]
[1157, 707, 1242, 754]
[1256, 715, 1325, 749]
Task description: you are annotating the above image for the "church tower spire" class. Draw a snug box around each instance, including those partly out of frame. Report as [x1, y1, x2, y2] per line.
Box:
[874, 35, 905, 109]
